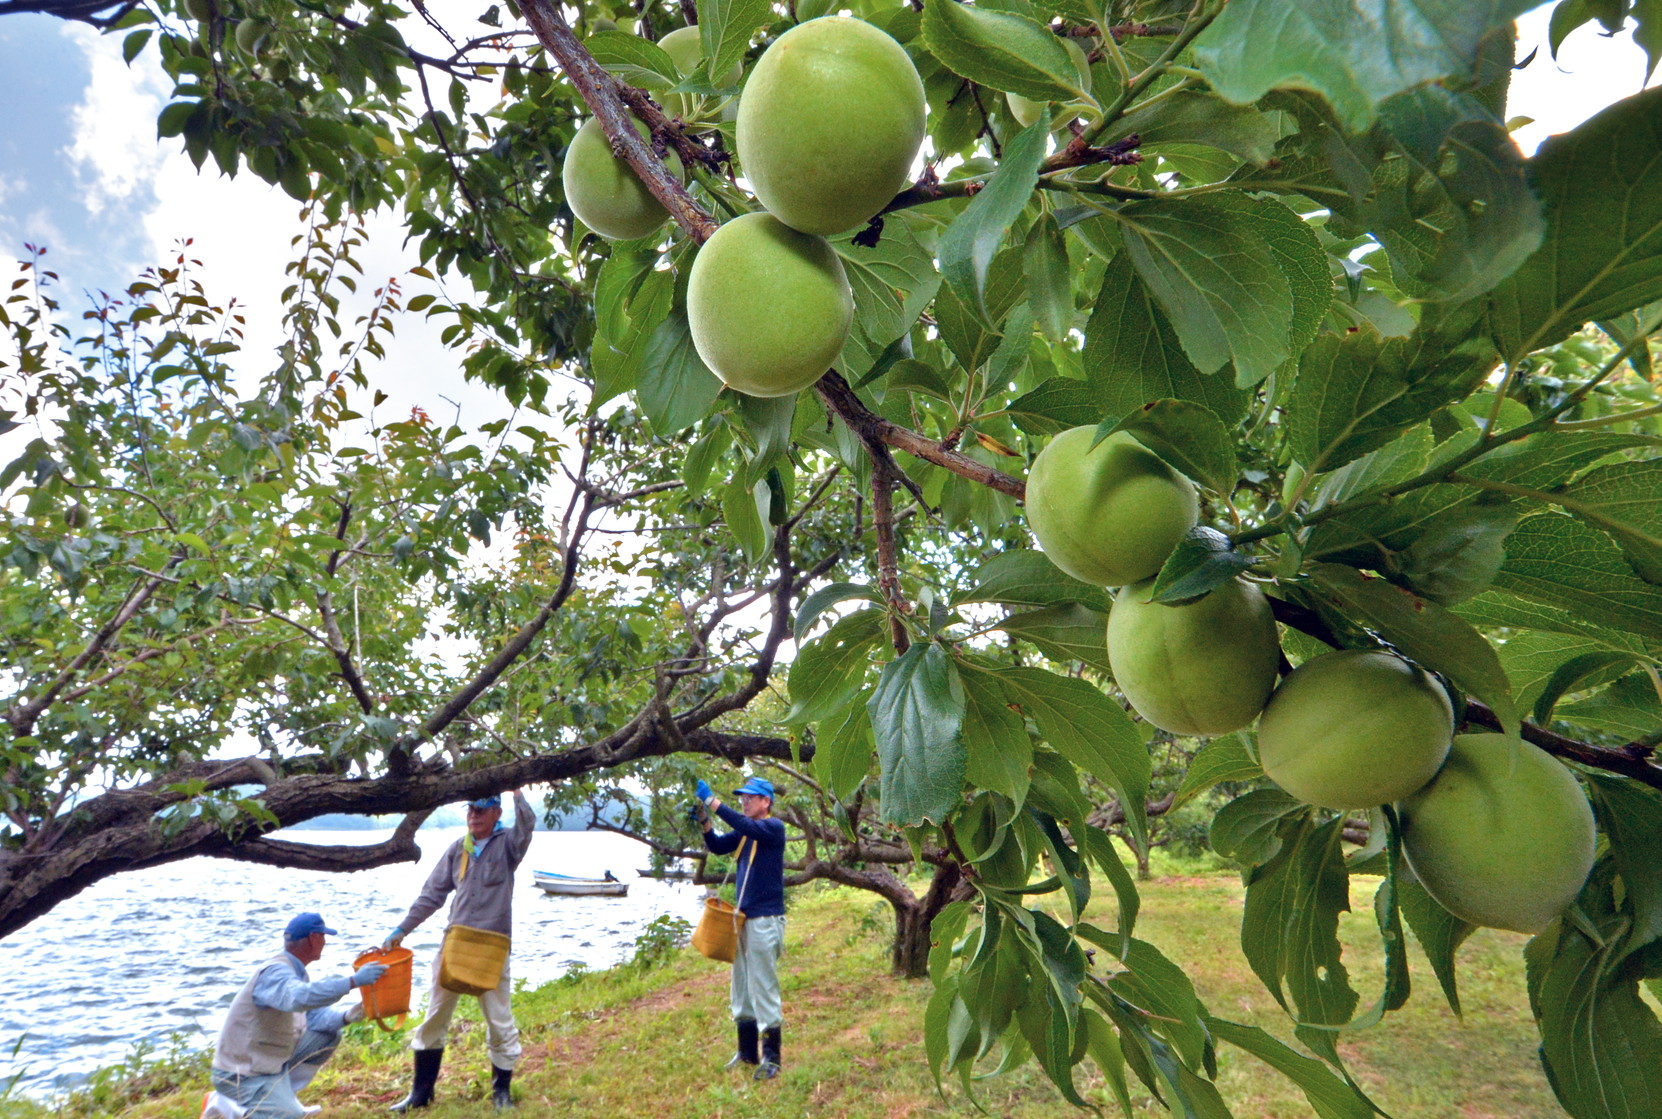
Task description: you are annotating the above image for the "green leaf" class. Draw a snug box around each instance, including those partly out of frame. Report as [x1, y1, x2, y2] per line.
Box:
[1146, 526, 1259, 605]
[869, 643, 968, 826]
[955, 550, 1111, 611]
[1103, 399, 1239, 497]
[1393, 502, 1518, 605]
[1559, 673, 1662, 739]
[1206, 1018, 1381, 1119]
[1527, 890, 1662, 1119]
[1116, 196, 1295, 387]
[721, 473, 769, 563]
[1531, 651, 1648, 726]
[1100, 936, 1209, 1071]
[921, 0, 1081, 101]
[585, 30, 680, 90]
[1396, 863, 1475, 1015]
[938, 114, 1050, 318]
[1494, 512, 1662, 641]
[1023, 214, 1072, 344]
[1556, 459, 1662, 584]
[815, 689, 876, 802]
[996, 666, 1151, 849]
[795, 581, 885, 639]
[1210, 788, 1304, 867]
[123, 28, 152, 64]
[993, 603, 1111, 670]
[1241, 814, 1360, 1025]
[1172, 732, 1263, 810]
[959, 668, 1032, 807]
[1267, 87, 1543, 305]
[1202, 191, 1331, 372]
[1289, 322, 1497, 474]
[696, 0, 769, 84]
[636, 312, 725, 435]
[1586, 773, 1662, 957]
[833, 215, 942, 351]
[784, 608, 885, 725]
[1307, 562, 1518, 733]
[1487, 87, 1662, 364]
[1194, 0, 1536, 132]
[1006, 377, 1107, 437]
[1080, 255, 1250, 426]
[1101, 91, 1285, 167]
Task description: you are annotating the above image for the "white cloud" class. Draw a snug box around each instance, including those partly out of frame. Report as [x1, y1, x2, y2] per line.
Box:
[59, 23, 173, 217]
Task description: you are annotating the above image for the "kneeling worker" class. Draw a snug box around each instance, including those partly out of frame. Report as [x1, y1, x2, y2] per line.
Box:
[696, 775, 787, 1080]
[206, 911, 387, 1119]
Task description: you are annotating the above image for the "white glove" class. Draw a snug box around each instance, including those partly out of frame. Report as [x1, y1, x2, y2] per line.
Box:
[344, 1002, 365, 1025]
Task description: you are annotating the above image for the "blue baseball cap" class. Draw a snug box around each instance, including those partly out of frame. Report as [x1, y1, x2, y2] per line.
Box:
[733, 777, 775, 799]
[285, 912, 336, 941]
[468, 795, 502, 809]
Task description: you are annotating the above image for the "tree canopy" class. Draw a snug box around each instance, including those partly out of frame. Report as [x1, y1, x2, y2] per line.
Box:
[4, 0, 1662, 1115]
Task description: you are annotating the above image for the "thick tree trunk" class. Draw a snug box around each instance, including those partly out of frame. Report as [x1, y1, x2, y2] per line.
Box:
[889, 861, 969, 979]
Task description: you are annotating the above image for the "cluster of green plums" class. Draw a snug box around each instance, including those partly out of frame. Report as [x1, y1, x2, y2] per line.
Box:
[1027, 426, 1597, 935]
[561, 16, 928, 397]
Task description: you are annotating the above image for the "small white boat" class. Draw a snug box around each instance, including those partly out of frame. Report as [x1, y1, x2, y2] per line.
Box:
[532, 870, 628, 897]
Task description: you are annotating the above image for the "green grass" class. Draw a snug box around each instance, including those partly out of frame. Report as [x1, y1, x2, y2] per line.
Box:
[6, 863, 1565, 1119]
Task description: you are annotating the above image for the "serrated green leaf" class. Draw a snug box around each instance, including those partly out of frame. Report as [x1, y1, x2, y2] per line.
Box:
[834, 216, 941, 351]
[1393, 501, 1518, 605]
[721, 472, 768, 563]
[1116, 196, 1294, 387]
[1396, 862, 1475, 1015]
[1488, 86, 1662, 364]
[994, 603, 1111, 670]
[1210, 787, 1304, 866]
[1147, 526, 1258, 604]
[1103, 399, 1239, 496]
[814, 688, 876, 802]
[1206, 1017, 1380, 1119]
[1024, 214, 1072, 344]
[585, 30, 680, 90]
[637, 312, 724, 434]
[1194, 0, 1536, 132]
[1556, 459, 1662, 584]
[955, 549, 1111, 611]
[1102, 90, 1285, 167]
[1173, 731, 1263, 810]
[959, 668, 1032, 807]
[1586, 773, 1662, 958]
[784, 608, 885, 725]
[696, 0, 768, 83]
[1006, 376, 1107, 436]
[1307, 562, 1517, 732]
[921, 0, 1081, 101]
[997, 666, 1151, 850]
[870, 643, 968, 825]
[1242, 814, 1360, 1025]
[938, 114, 1050, 318]
[1532, 651, 1648, 726]
[794, 581, 885, 639]
[1495, 512, 1662, 641]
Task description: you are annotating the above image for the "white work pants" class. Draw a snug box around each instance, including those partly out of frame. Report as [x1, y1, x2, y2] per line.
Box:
[730, 914, 786, 1030]
[409, 952, 521, 1070]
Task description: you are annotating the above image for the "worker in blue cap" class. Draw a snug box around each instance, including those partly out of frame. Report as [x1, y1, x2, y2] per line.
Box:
[382, 789, 534, 1111]
[203, 912, 387, 1119]
[695, 774, 788, 1080]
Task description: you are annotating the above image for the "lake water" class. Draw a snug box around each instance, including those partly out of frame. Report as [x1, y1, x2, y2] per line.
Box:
[0, 829, 706, 1099]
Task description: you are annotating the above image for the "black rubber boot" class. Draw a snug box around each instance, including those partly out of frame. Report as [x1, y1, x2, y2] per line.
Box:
[490, 1064, 515, 1110]
[724, 1018, 760, 1069]
[390, 1047, 442, 1112]
[754, 1026, 781, 1081]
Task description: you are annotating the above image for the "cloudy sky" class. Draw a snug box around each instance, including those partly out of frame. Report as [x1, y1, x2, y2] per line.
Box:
[0, 5, 1658, 424]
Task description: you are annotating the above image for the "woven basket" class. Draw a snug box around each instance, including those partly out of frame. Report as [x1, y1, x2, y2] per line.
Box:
[438, 925, 510, 995]
[690, 897, 746, 963]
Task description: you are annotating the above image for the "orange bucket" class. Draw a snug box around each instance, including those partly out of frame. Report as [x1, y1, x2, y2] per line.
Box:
[353, 946, 413, 1030]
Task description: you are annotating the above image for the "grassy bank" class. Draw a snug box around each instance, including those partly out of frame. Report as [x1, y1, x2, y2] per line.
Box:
[7, 864, 1563, 1118]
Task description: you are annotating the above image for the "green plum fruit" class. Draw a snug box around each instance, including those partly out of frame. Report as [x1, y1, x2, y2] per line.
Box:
[1400, 733, 1596, 933]
[1024, 426, 1198, 587]
[235, 17, 272, 56]
[1257, 649, 1453, 810]
[1107, 577, 1280, 736]
[1006, 37, 1091, 128]
[687, 211, 853, 398]
[656, 25, 743, 122]
[184, 0, 214, 22]
[736, 17, 926, 235]
[561, 117, 684, 242]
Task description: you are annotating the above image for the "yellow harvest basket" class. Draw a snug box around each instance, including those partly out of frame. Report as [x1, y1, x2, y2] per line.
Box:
[691, 897, 746, 964]
[438, 925, 510, 995]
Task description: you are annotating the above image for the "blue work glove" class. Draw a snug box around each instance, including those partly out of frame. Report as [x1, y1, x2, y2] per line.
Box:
[695, 779, 714, 804]
[382, 926, 405, 951]
[351, 961, 388, 989]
